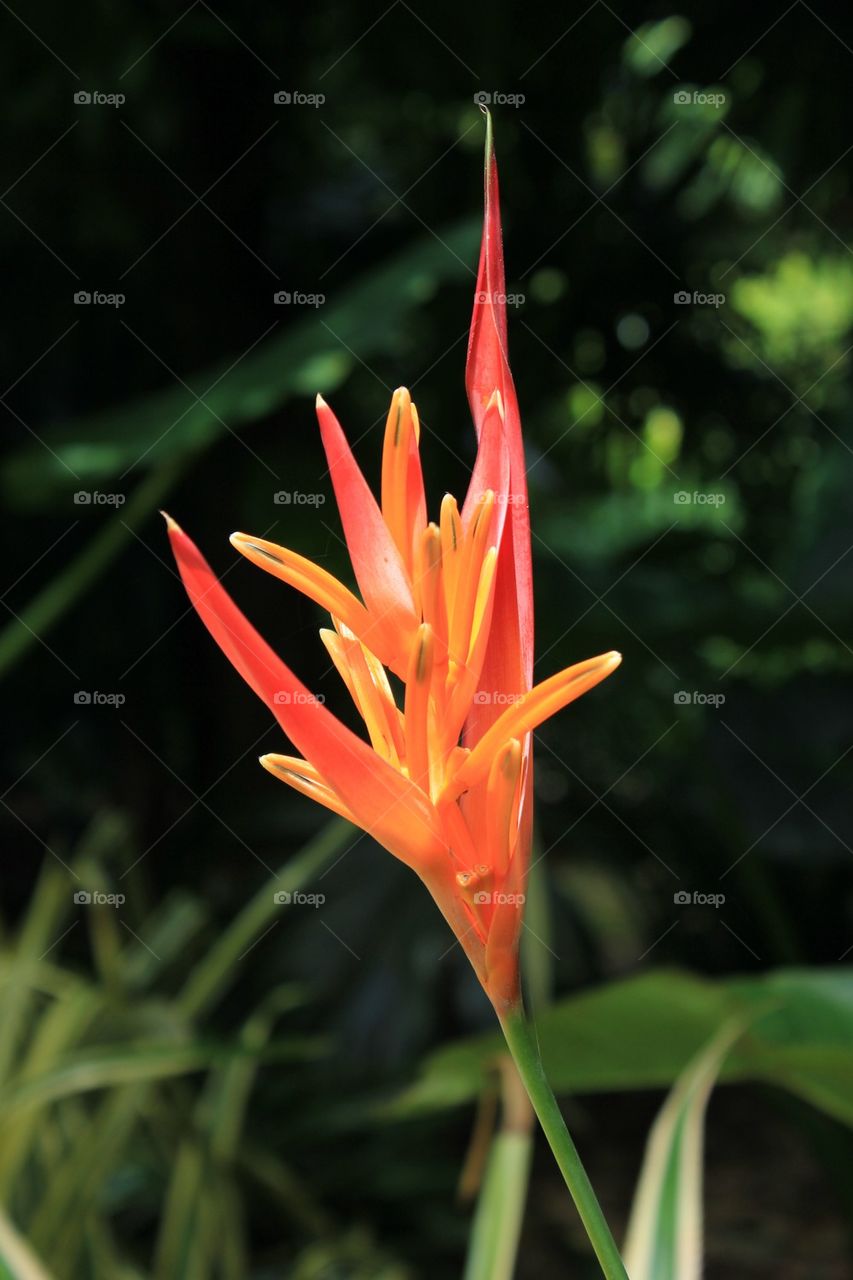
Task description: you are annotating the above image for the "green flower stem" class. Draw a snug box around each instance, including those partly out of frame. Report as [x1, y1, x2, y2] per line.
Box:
[499, 1006, 628, 1280]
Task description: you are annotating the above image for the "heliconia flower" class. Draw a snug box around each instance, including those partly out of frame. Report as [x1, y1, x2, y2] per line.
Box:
[165, 118, 620, 1013]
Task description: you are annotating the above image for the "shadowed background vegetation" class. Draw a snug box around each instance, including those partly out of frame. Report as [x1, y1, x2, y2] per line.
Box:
[2, 2, 852, 1276]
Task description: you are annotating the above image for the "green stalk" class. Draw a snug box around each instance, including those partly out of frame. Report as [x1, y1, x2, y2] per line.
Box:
[499, 1006, 628, 1280]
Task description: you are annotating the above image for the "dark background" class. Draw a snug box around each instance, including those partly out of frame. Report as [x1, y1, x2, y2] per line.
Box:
[2, 2, 852, 1276]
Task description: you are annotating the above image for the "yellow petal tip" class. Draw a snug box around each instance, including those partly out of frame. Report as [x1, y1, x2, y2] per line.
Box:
[259, 754, 286, 775]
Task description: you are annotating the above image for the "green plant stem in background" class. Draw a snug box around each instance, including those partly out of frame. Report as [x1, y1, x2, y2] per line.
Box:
[177, 817, 355, 1020]
[462, 1058, 533, 1280]
[0, 460, 186, 679]
[499, 1007, 629, 1280]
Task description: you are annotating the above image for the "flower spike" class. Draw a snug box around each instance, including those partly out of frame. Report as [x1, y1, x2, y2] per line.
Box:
[165, 121, 620, 1014]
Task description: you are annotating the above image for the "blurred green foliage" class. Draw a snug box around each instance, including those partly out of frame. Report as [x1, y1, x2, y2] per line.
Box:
[2, 1, 852, 1276]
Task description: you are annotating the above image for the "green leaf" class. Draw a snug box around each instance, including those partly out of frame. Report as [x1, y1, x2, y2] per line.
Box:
[623, 17, 692, 77]
[0, 220, 478, 677]
[388, 968, 853, 1127]
[0, 985, 104, 1198]
[462, 1061, 533, 1280]
[462, 1131, 532, 1280]
[153, 985, 306, 1280]
[0, 860, 72, 1085]
[622, 1019, 747, 1280]
[0, 1206, 55, 1280]
[0, 1037, 324, 1115]
[28, 1086, 142, 1271]
[2, 220, 479, 506]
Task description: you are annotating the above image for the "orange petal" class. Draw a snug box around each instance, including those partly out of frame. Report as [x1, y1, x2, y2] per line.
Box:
[321, 622, 403, 767]
[485, 738, 522, 878]
[416, 523, 448, 666]
[439, 493, 462, 615]
[448, 492, 495, 674]
[404, 623, 435, 794]
[443, 545, 498, 750]
[381, 387, 426, 578]
[448, 651, 622, 799]
[165, 515, 444, 870]
[229, 532, 393, 661]
[260, 754, 358, 824]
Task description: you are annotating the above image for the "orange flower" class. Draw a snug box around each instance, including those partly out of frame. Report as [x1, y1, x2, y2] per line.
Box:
[165, 120, 620, 1012]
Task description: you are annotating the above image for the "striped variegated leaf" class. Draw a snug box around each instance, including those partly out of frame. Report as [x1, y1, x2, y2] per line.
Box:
[623, 1018, 747, 1280]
